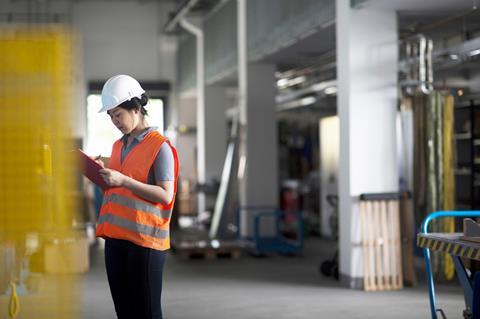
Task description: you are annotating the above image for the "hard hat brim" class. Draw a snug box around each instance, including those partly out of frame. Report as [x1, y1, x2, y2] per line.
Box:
[98, 93, 145, 113]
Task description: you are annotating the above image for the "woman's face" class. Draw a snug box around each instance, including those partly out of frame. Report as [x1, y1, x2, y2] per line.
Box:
[107, 106, 139, 135]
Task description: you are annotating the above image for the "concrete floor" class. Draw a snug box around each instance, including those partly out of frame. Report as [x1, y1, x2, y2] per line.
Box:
[79, 238, 466, 319]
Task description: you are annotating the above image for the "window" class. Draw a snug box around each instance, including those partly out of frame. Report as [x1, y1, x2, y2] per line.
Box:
[85, 94, 164, 156]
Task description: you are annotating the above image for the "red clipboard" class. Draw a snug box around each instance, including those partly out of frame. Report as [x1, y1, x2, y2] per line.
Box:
[77, 149, 111, 191]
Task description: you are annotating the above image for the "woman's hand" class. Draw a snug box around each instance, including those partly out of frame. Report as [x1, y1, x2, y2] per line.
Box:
[99, 168, 126, 187]
[90, 155, 105, 168]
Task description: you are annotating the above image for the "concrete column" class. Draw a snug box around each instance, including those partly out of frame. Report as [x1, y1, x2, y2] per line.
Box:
[336, 1, 399, 288]
[240, 63, 278, 237]
[245, 64, 278, 206]
[205, 86, 228, 182]
[237, 0, 277, 237]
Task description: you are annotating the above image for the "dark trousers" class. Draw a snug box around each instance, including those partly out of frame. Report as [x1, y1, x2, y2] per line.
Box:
[105, 237, 167, 319]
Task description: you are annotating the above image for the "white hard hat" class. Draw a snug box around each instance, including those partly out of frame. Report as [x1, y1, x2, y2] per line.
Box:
[99, 74, 145, 112]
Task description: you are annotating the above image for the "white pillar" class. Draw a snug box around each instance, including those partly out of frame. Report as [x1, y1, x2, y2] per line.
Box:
[336, 1, 399, 288]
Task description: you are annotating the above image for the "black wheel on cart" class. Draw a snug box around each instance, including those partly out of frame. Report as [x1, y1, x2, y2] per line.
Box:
[332, 263, 339, 280]
[462, 309, 471, 319]
[320, 260, 333, 277]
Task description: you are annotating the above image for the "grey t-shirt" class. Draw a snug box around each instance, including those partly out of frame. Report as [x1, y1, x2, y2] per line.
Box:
[120, 127, 174, 183]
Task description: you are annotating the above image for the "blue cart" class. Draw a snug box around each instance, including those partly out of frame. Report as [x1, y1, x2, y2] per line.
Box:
[420, 211, 480, 319]
[237, 206, 304, 255]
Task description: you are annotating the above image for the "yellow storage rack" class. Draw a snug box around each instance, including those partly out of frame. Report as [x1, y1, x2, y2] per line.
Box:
[0, 26, 81, 319]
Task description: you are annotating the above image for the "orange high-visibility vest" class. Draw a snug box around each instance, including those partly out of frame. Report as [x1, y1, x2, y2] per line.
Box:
[96, 130, 179, 250]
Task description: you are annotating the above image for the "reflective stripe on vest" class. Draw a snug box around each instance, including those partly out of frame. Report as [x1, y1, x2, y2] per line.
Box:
[98, 213, 169, 239]
[102, 193, 172, 219]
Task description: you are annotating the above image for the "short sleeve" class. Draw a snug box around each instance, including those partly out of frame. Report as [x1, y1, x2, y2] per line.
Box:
[152, 142, 175, 182]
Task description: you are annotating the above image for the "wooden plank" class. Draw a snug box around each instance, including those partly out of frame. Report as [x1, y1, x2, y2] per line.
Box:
[366, 200, 376, 291]
[373, 201, 384, 291]
[360, 201, 371, 291]
[390, 200, 399, 289]
[387, 200, 396, 289]
[391, 201, 398, 288]
[390, 200, 401, 289]
[380, 200, 391, 290]
[395, 201, 404, 289]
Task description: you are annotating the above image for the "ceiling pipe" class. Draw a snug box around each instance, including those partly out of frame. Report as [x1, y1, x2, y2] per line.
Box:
[204, 0, 231, 21]
[400, 5, 479, 40]
[164, 0, 199, 33]
[179, 17, 206, 218]
[236, 0, 248, 237]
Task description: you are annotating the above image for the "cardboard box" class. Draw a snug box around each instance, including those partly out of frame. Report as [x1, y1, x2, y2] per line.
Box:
[176, 195, 196, 215]
[44, 237, 89, 274]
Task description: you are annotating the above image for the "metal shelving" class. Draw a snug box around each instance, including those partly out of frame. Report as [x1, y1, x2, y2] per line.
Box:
[455, 97, 480, 209]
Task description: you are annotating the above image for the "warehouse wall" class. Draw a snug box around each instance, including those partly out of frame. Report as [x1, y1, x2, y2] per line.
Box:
[204, 0, 237, 85]
[72, 1, 177, 142]
[178, 32, 197, 93]
[72, 1, 176, 82]
[1, 0, 178, 140]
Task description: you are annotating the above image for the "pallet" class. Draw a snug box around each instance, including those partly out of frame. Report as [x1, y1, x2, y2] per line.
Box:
[174, 247, 242, 260]
[171, 237, 244, 260]
[360, 199, 403, 291]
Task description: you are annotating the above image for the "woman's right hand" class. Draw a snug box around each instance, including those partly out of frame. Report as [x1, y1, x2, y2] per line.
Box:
[90, 155, 105, 168]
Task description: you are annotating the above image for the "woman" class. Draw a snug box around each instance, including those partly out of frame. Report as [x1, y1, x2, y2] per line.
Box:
[95, 74, 178, 319]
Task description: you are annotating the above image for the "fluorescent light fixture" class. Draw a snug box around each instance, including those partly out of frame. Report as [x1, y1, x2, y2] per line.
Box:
[311, 80, 337, 92]
[299, 96, 316, 106]
[324, 87, 337, 95]
[277, 96, 317, 111]
[276, 78, 289, 88]
[312, 83, 328, 92]
[469, 49, 480, 57]
[289, 76, 306, 86]
[277, 76, 306, 89]
[449, 54, 459, 60]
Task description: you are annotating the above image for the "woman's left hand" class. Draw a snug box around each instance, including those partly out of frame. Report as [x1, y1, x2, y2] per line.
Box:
[99, 169, 126, 187]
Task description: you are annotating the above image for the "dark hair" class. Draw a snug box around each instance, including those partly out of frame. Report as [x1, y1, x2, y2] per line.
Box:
[117, 93, 149, 115]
